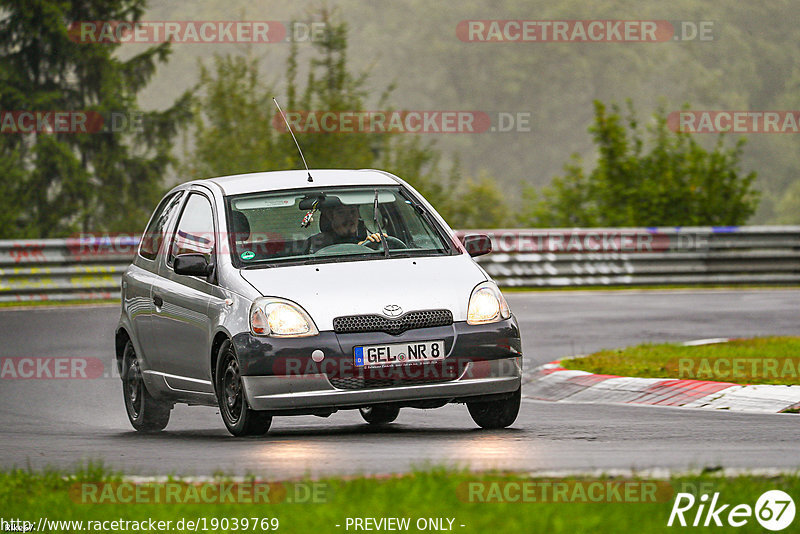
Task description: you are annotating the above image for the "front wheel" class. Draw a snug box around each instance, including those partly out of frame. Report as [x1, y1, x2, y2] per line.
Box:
[467, 387, 520, 429]
[359, 404, 400, 425]
[122, 341, 172, 432]
[215, 340, 272, 437]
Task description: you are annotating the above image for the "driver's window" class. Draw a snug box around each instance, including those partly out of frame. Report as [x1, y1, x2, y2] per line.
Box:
[168, 193, 215, 267]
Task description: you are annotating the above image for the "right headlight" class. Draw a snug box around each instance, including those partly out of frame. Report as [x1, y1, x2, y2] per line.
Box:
[467, 282, 511, 325]
[250, 298, 319, 337]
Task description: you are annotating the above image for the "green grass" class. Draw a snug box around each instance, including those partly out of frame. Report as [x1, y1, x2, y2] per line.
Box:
[561, 336, 800, 385]
[1, 466, 798, 533]
[0, 299, 119, 309]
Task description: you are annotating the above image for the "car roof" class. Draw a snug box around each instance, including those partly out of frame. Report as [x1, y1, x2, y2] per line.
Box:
[195, 169, 401, 196]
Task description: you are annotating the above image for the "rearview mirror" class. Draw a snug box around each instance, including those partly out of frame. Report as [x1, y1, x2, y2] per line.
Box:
[462, 234, 492, 257]
[174, 253, 213, 277]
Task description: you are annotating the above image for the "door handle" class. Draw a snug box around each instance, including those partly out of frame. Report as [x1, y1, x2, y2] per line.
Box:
[153, 295, 163, 307]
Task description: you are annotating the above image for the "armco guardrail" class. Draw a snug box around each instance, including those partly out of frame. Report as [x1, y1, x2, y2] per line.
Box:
[0, 227, 798, 302]
[0, 236, 138, 303]
[454, 226, 800, 287]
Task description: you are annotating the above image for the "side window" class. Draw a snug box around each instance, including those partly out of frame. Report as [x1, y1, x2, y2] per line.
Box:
[168, 193, 215, 266]
[139, 192, 184, 261]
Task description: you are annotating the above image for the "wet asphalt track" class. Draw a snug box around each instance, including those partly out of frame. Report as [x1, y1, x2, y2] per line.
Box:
[0, 289, 797, 477]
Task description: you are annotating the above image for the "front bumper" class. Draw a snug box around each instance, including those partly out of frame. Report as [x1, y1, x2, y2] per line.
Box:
[232, 318, 522, 412]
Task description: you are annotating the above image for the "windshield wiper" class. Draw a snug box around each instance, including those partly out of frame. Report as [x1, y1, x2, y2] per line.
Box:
[373, 189, 389, 258]
[387, 249, 444, 258]
[300, 251, 383, 266]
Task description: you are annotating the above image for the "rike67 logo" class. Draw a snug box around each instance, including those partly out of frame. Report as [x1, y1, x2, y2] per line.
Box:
[668, 490, 795, 531]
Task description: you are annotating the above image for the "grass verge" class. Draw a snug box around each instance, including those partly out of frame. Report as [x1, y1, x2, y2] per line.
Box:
[561, 336, 800, 385]
[1, 466, 798, 533]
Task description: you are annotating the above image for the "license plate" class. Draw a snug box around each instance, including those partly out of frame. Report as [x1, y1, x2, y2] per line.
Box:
[354, 340, 445, 368]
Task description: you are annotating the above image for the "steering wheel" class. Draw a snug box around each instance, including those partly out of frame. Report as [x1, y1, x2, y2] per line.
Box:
[362, 235, 407, 250]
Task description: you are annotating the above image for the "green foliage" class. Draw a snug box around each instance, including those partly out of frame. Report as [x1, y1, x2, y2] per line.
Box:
[521, 101, 760, 227]
[446, 173, 514, 229]
[187, 54, 279, 178]
[775, 180, 800, 224]
[186, 10, 423, 180]
[0, 138, 26, 237]
[106, 1, 800, 224]
[0, 0, 191, 237]
[186, 10, 511, 229]
[4, 465, 800, 534]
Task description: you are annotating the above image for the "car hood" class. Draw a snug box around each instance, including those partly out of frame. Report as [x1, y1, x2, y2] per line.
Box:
[239, 254, 487, 331]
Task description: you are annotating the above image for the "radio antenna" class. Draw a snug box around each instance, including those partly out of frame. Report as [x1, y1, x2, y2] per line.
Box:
[273, 97, 313, 182]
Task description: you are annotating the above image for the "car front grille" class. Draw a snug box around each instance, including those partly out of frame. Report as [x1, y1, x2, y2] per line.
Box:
[328, 374, 457, 390]
[333, 309, 453, 335]
[327, 362, 462, 390]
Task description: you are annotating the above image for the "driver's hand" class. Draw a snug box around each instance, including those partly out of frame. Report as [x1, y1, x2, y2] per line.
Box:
[358, 233, 387, 245]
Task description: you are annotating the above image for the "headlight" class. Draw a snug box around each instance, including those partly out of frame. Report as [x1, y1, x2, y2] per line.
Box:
[467, 282, 511, 325]
[250, 298, 319, 337]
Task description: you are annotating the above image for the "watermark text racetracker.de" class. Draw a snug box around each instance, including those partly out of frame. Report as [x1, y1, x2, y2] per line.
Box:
[668, 111, 800, 133]
[669, 357, 800, 382]
[456, 20, 715, 42]
[454, 229, 711, 254]
[0, 357, 105, 380]
[69, 20, 327, 44]
[0, 111, 144, 134]
[72, 481, 328, 504]
[459, 479, 673, 503]
[270, 110, 532, 134]
[52, 229, 714, 259]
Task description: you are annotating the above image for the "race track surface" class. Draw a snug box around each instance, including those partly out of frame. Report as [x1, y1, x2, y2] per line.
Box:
[0, 289, 797, 477]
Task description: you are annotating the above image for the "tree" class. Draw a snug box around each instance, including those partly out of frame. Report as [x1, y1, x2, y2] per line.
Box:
[520, 101, 760, 227]
[186, 11, 431, 180]
[0, 137, 24, 236]
[0, 0, 190, 238]
[775, 180, 800, 224]
[186, 10, 511, 229]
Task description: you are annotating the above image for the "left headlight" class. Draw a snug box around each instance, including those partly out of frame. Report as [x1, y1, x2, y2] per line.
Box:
[250, 298, 319, 337]
[467, 282, 511, 325]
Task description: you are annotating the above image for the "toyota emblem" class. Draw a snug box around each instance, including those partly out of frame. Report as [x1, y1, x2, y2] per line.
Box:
[383, 304, 403, 317]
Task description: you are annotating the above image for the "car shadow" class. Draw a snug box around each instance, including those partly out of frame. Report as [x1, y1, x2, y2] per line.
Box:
[111, 423, 525, 441]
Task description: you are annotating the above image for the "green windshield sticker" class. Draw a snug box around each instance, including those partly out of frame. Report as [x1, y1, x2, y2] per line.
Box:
[240, 250, 255, 260]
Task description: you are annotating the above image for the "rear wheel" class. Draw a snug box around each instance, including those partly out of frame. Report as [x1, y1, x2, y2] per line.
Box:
[122, 341, 171, 432]
[215, 340, 272, 436]
[359, 404, 400, 425]
[467, 387, 520, 429]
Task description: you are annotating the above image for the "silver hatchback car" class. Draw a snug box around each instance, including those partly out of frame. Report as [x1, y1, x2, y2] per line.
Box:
[115, 169, 522, 436]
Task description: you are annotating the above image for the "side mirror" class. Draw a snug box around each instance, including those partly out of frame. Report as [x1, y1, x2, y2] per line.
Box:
[174, 253, 213, 277]
[462, 234, 492, 257]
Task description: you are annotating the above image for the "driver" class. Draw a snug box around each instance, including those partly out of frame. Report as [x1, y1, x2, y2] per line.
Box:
[305, 204, 384, 253]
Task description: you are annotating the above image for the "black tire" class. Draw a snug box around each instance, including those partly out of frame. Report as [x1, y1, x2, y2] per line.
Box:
[215, 340, 272, 437]
[122, 341, 171, 432]
[467, 387, 521, 429]
[359, 404, 400, 425]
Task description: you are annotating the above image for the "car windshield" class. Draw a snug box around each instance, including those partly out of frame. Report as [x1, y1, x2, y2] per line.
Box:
[226, 186, 454, 267]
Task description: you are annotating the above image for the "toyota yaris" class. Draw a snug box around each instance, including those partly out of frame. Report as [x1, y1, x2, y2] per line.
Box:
[115, 169, 522, 436]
